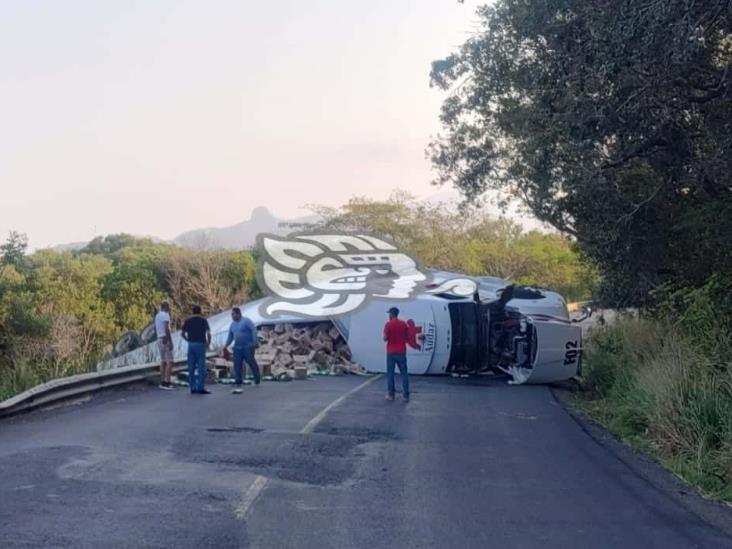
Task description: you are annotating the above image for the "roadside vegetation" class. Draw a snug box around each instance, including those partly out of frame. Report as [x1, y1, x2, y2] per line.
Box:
[0, 232, 258, 400]
[581, 277, 732, 501]
[432, 1, 732, 500]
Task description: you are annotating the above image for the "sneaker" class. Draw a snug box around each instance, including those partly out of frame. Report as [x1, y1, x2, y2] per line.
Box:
[159, 383, 174, 391]
[232, 388, 243, 395]
[385, 394, 395, 401]
[199, 389, 211, 394]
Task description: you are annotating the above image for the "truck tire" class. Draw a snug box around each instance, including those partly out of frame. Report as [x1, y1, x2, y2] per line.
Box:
[113, 330, 142, 357]
[139, 322, 157, 345]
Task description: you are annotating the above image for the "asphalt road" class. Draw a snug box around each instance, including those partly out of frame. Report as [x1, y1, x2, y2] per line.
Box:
[1, 375, 731, 548]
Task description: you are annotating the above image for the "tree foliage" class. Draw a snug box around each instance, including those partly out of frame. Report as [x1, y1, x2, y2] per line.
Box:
[307, 192, 597, 301]
[0, 231, 28, 273]
[430, 0, 732, 305]
[0, 232, 259, 399]
[164, 248, 257, 324]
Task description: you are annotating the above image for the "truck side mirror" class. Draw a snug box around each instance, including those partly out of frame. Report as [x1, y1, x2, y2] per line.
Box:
[572, 305, 593, 323]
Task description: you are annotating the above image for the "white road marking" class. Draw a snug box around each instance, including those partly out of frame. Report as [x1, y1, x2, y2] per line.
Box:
[235, 475, 268, 520]
[234, 374, 382, 520]
[300, 374, 383, 435]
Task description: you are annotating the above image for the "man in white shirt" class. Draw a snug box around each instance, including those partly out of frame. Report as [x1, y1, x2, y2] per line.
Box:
[155, 301, 175, 390]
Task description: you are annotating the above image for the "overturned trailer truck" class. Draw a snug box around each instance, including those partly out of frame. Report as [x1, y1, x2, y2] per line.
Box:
[99, 270, 584, 385]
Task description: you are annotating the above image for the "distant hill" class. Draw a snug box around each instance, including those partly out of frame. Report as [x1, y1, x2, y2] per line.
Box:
[172, 207, 318, 249]
[47, 207, 317, 252]
[47, 195, 548, 252]
[49, 241, 89, 252]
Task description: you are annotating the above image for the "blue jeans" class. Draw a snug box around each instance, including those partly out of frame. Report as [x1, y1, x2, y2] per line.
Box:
[187, 342, 207, 392]
[233, 346, 260, 385]
[386, 352, 409, 398]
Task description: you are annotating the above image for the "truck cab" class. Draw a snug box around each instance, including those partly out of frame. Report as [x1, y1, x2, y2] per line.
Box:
[334, 280, 581, 385]
[420, 274, 583, 384]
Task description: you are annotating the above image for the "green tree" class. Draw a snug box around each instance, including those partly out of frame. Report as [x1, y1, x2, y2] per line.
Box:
[0, 232, 34, 369]
[81, 233, 160, 257]
[0, 231, 28, 278]
[82, 234, 175, 330]
[307, 191, 423, 247]
[430, 0, 732, 305]
[26, 250, 117, 368]
[100, 247, 167, 332]
[307, 193, 597, 301]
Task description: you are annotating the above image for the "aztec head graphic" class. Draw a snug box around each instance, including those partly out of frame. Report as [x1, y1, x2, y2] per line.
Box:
[256, 233, 478, 318]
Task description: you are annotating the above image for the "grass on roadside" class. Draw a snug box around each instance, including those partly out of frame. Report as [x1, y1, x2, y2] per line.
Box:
[0, 358, 96, 402]
[576, 311, 732, 503]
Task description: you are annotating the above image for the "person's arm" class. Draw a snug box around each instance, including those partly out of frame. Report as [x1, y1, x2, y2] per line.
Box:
[223, 325, 233, 351]
[181, 320, 189, 342]
[205, 320, 211, 347]
[383, 323, 389, 342]
[164, 318, 172, 347]
[245, 319, 256, 346]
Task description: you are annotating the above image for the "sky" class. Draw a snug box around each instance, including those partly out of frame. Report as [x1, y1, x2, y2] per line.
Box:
[1, 0, 491, 249]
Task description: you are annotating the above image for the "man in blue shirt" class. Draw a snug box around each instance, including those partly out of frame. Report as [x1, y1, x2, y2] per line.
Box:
[222, 307, 260, 392]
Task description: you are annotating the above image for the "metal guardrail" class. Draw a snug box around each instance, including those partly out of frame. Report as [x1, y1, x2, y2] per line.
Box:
[0, 355, 211, 419]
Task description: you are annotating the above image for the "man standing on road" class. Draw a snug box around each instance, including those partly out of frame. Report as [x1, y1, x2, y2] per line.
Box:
[384, 307, 410, 402]
[221, 307, 260, 394]
[155, 301, 175, 390]
[182, 305, 211, 395]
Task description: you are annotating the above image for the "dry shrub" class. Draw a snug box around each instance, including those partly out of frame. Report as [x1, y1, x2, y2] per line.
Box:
[165, 249, 249, 320]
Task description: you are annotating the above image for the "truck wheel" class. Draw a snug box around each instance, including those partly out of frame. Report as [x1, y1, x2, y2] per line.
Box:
[113, 330, 142, 357]
[139, 322, 157, 345]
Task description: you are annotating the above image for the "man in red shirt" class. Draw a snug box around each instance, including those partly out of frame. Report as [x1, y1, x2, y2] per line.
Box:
[383, 307, 410, 401]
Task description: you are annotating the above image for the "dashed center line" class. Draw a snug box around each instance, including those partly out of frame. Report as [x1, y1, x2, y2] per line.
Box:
[300, 374, 383, 435]
[235, 374, 382, 520]
[235, 475, 268, 520]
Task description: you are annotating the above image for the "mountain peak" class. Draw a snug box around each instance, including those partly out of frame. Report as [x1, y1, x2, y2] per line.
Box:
[173, 206, 287, 249]
[250, 206, 275, 223]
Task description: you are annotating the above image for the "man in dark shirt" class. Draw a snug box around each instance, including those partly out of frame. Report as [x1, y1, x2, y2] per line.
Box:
[182, 305, 211, 394]
[383, 307, 410, 401]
